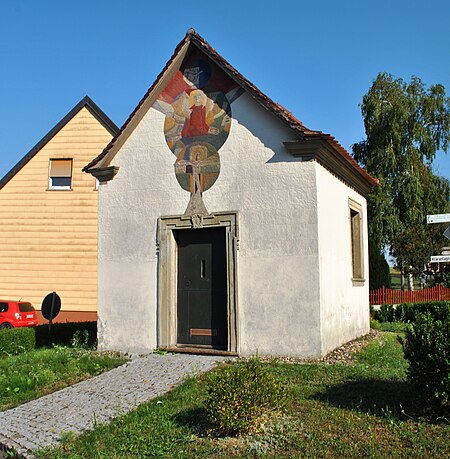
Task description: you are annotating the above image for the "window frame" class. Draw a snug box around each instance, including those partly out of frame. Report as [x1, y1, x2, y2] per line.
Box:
[349, 198, 365, 284]
[48, 158, 73, 191]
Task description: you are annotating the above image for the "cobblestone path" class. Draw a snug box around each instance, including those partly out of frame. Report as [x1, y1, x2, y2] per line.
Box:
[0, 353, 228, 458]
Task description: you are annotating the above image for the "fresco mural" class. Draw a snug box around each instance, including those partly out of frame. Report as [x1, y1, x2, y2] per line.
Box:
[154, 49, 243, 215]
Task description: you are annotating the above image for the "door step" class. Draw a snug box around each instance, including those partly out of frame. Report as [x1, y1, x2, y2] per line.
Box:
[160, 346, 238, 357]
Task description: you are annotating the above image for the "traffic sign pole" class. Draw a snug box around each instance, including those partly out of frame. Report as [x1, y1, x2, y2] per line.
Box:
[49, 292, 56, 333]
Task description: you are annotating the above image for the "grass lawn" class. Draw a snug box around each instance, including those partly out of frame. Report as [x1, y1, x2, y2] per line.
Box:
[39, 333, 450, 459]
[0, 346, 127, 411]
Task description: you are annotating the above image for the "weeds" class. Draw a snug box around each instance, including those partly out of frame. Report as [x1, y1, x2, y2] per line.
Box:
[71, 330, 90, 349]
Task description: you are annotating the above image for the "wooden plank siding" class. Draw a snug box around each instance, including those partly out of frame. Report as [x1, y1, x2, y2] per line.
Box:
[0, 107, 114, 319]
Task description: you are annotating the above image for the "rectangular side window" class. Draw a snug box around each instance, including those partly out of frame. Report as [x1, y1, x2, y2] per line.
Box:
[349, 199, 364, 283]
[49, 159, 72, 190]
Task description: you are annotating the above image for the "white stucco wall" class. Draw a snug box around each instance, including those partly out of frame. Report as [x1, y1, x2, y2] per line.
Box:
[97, 91, 325, 356]
[97, 89, 369, 357]
[316, 165, 370, 355]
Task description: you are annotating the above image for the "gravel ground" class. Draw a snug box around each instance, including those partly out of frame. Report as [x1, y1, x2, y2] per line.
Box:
[260, 329, 382, 365]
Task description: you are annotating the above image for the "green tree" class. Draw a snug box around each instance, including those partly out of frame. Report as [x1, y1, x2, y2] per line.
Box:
[353, 73, 450, 287]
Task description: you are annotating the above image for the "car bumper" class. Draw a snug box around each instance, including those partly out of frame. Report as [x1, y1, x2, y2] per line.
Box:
[14, 320, 38, 327]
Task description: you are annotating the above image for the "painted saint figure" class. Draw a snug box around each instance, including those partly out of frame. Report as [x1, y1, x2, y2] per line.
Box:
[181, 91, 209, 138]
[154, 55, 243, 216]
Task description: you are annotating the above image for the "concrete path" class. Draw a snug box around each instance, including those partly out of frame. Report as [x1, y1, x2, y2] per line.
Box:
[0, 353, 229, 458]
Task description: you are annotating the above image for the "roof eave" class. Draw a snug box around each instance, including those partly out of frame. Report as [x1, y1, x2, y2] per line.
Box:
[284, 138, 379, 196]
[89, 166, 120, 183]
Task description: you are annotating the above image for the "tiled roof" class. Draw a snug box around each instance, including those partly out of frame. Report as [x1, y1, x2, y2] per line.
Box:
[83, 30, 377, 189]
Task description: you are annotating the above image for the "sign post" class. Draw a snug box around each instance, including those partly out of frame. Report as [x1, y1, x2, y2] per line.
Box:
[41, 292, 61, 334]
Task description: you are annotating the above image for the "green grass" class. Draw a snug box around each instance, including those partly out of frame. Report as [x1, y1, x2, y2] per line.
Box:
[39, 333, 450, 459]
[370, 319, 408, 333]
[0, 346, 127, 411]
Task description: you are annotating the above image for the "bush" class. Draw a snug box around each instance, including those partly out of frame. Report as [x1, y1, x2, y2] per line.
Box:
[401, 303, 450, 410]
[205, 358, 287, 435]
[374, 301, 450, 324]
[0, 327, 36, 356]
[393, 302, 413, 322]
[375, 303, 396, 322]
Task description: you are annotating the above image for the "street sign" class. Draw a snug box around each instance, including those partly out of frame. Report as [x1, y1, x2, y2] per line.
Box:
[444, 226, 450, 241]
[426, 213, 450, 224]
[41, 292, 61, 332]
[41, 292, 61, 320]
[431, 255, 450, 263]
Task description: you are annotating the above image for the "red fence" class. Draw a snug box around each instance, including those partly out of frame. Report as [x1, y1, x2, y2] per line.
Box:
[370, 285, 450, 305]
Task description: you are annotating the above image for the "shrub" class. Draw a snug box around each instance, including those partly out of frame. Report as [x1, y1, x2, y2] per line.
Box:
[401, 303, 450, 410]
[374, 301, 450, 324]
[0, 327, 36, 356]
[375, 303, 395, 322]
[205, 358, 287, 435]
[393, 302, 414, 322]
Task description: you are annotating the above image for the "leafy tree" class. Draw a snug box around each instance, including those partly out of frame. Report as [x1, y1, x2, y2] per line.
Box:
[353, 73, 450, 287]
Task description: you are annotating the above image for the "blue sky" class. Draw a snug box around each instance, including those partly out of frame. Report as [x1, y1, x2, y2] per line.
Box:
[1, 0, 449, 181]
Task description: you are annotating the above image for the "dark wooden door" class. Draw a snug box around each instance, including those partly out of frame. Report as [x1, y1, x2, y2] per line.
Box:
[176, 227, 227, 348]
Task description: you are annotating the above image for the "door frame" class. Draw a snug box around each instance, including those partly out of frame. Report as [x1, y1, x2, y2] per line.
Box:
[157, 211, 239, 352]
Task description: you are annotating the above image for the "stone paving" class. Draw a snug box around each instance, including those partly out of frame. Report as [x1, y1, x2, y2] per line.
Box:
[0, 352, 229, 458]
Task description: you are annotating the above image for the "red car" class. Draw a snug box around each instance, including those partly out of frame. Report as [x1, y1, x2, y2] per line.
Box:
[0, 300, 38, 329]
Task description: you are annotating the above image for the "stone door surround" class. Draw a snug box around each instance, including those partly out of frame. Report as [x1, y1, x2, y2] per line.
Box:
[157, 211, 239, 353]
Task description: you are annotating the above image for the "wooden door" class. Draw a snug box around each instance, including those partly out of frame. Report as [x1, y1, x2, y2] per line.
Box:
[176, 227, 227, 348]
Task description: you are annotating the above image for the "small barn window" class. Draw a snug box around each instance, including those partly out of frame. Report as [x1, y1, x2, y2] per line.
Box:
[49, 159, 72, 190]
[349, 199, 364, 283]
